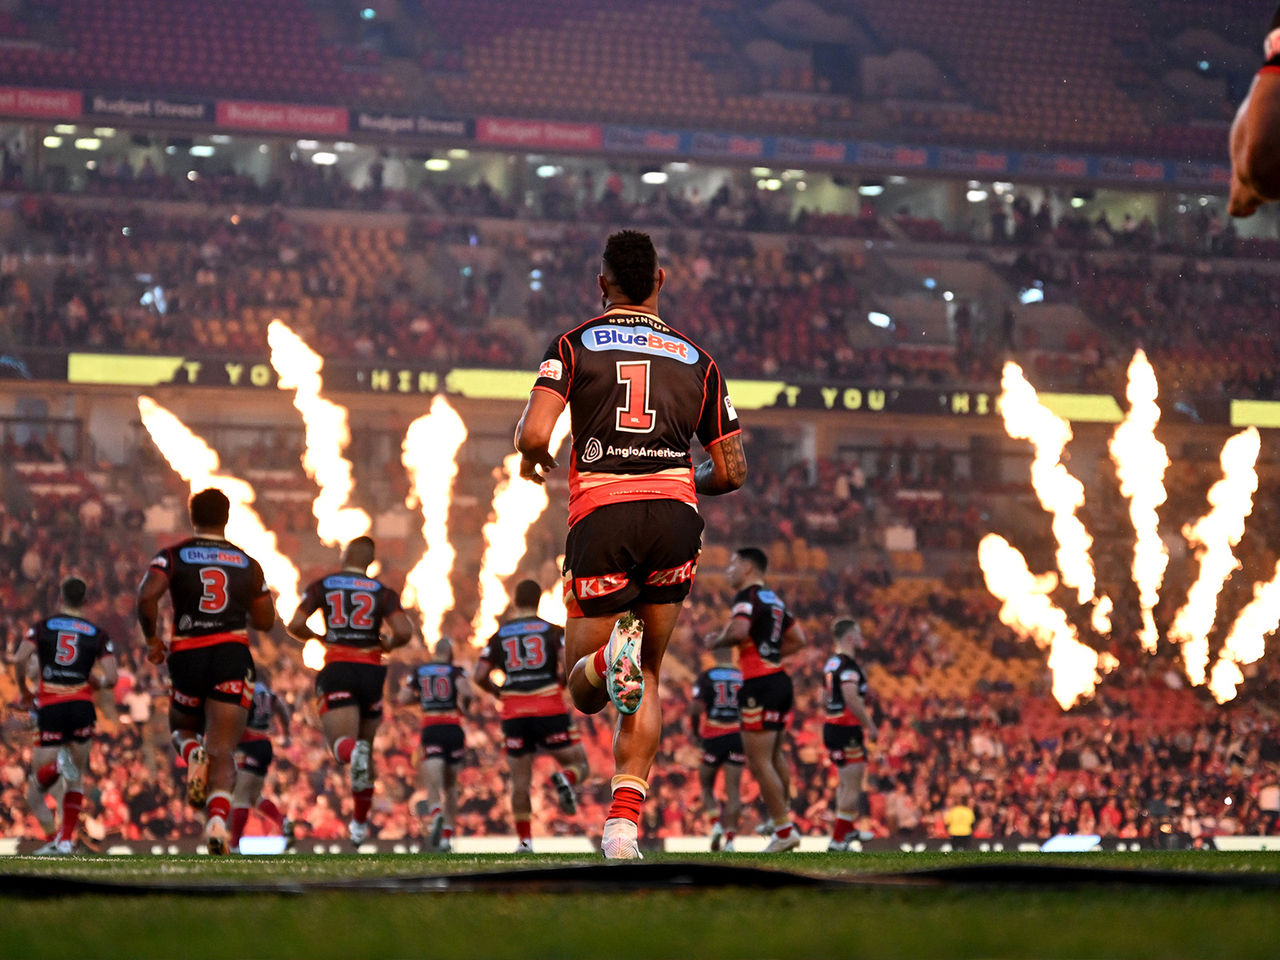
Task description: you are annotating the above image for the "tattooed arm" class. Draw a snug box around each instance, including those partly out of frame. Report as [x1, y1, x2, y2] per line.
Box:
[695, 433, 747, 496]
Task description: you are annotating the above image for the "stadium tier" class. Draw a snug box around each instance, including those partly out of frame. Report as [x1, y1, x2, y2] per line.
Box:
[2, 1, 1280, 856]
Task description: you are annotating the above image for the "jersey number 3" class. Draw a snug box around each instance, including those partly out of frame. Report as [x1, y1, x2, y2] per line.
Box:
[615, 360, 655, 434]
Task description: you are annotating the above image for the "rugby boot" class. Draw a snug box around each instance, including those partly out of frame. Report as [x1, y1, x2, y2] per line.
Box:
[709, 820, 725, 852]
[55, 746, 80, 784]
[429, 810, 445, 849]
[764, 827, 801, 853]
[550, 771, 578, 815]
[205, 816, 230, 856]
[185, 746, 209, 809]
[604, 613, 644, 715]
[348, 819, 370, 846]
[515, 839, 534, 853]
[601, 817, 643, 860]
[349, 740, 373, 792]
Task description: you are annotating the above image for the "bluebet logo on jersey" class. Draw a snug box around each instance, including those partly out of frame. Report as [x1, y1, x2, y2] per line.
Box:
[179, 546, 249, 567]
[586, 326, 698, 363]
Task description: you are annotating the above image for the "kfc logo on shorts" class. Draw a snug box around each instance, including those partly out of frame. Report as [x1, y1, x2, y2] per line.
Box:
[539, 359, 564, 381]
[581, 437, 603, 463]
[214, 679, 245, 696]
[574, 572, 629, 599]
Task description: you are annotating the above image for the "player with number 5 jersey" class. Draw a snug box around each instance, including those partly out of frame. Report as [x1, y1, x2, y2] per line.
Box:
[287, 535, 413, 846]
[137, 488, 276, 854]
[515, 229, 747, 859]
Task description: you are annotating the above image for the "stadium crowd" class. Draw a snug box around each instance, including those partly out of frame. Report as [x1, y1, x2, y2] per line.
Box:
[4, 425, 1280, 851]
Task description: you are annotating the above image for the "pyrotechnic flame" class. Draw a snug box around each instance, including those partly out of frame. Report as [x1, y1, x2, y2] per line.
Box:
[1169, 427, 1261, 686]
[1107, 349, 1170, 654]
[538, 555, 569, 625]
[137, 396, 302, 625]
[999, 362, 1110, 626]
[267, 320, 371, 547]
[470, 414, 571, 645]
[978, 534, 1117, 709]
[1209, 560, 1280, 703]
[401, 394, 468, 642]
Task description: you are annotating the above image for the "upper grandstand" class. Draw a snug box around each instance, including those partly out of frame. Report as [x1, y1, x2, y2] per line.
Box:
[0, 0, 1255, 160]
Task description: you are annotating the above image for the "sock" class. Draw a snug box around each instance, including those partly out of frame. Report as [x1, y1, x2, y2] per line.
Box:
[35, 762, 59, 790]
[558, 766, 580, 787]
[206, 791, 232, 824]
[773, 821, 795, 839]
[833, 812, 855, 843]
[586, 646, 608, 687]
[174, 733, 202, 765]
[58, 791, 84, 844]
[256, 797, 284, 830]
[230, 806, 251, 847]
[710, 816, 722, 831]
[441, 825, 454, 840]
[353, 787, 373, 823]
[333, 737, 356, 764]
[606, 775, 648, 825]
[428, 803, 443, 820]
[515, 816, 532, 842]
[726, 830, 737, 842]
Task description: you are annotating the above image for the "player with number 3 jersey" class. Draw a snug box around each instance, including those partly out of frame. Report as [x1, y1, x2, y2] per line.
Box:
[287, 535, 413, 847]
[137, 488, 276, 854]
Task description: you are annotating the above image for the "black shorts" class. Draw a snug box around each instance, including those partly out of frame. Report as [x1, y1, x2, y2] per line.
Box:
[420, 724, 465, 764]
[563, 500, 704, 617]
[316, 662, 386, 720]
[501, 713, 580, 757]
[237, 737, 274, 775]
[36, 700, 96, 745]
[823, 724, 867, 767]
[167, 643, 255, 714]
[740, 672, 793, 732]
[701, 732, 745, 767]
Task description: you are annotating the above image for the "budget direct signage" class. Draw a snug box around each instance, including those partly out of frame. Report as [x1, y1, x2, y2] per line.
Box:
[85, 92, 212, 122]
[351, 111, 472, 139]
[0, 86, 81, 118]
[475, 117, 603, 150]
[214, 100, 349, 136]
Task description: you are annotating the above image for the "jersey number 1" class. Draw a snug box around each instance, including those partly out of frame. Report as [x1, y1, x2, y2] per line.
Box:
[615, 360, 655, 434]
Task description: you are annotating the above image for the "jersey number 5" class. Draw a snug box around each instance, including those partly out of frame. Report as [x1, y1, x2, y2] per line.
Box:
[615, 360, 655, 434]
[54, 631, 79, 666]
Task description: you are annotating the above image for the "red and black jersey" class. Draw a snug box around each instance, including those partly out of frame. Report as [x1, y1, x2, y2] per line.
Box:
[408, 663, 464, 725]
[297, 571, 403, 666]
[730, 585, 795, 680]
[149, 537, 268, 653]
[27, 615, 113, 705]
[243, 680, 285, 741]
[823, 653, 869, 727]
[532, 308, 740, 526]
[479, 615, 568, 720]
[691, 665, 742, 738]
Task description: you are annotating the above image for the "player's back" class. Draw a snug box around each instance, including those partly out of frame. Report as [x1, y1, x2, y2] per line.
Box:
[412, 663, 463, 718]
[31, 615, 111, 699]
[303, 570, 401, 665]
[486, 616, 563, 692]
[153, 537, 265, 649]
[732, 584, 794, 679]
[535, 308, 739, 525]
[693, 664, 743, 735]
[823, 653, 868, 724]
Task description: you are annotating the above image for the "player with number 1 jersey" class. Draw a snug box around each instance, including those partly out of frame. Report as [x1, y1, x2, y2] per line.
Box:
[516, 230, 747, 859]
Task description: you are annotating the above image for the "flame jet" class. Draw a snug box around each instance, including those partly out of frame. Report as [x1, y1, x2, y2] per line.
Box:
[401, 395, 468, 642]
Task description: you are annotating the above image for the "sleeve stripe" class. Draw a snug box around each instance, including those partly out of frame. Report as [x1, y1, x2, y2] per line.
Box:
[531, 385, 568, 405]
[705, 428, 742, 449]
